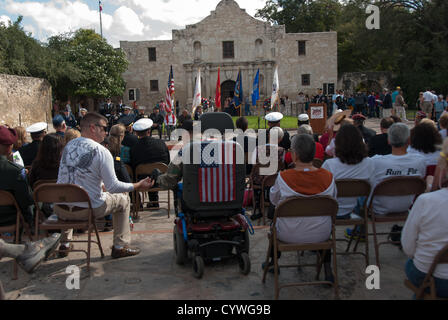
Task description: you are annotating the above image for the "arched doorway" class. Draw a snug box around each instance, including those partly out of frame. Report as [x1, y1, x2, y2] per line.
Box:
[221, 80, 236, 107]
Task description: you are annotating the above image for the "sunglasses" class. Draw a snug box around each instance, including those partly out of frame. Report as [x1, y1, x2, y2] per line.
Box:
[95, 124, 108, 132]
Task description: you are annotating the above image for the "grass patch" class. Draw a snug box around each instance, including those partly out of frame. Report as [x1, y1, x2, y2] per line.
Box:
[232, 116, 298, 130]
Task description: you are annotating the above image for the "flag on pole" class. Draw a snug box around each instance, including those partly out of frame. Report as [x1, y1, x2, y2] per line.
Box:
[233, 70, 243, 108]
[215, 67, 221, 110]
[271, 66, 279, 110]
[99, 0, 103, 12]
[192, 69, 202, 113]
[165, 65, 174, 112]
[252, 69, 260, 106]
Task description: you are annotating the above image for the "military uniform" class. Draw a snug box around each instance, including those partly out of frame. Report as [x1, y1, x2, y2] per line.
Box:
[0, 155, 34, 226]
[18, 140, 40, 167]
[130, 137, 170, 169]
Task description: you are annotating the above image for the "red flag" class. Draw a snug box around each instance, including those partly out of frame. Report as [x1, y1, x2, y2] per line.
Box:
[215, 67, 221, 110]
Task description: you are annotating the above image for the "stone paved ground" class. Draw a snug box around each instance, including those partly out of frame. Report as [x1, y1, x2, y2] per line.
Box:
[0, 119, 415, 300]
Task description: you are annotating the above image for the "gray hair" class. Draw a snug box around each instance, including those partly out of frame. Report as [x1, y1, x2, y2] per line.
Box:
[388, 123, 410, 148]
[297, 124, 313, 136]
[270, 126, 284, 142]
[291, 134, 315, 163]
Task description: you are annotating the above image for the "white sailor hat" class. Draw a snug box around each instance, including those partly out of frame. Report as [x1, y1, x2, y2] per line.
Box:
[298, 114, 309, 122]
[133, 118, 153, 132]
[265, 112, 283, 122]
[26, 122, 47, 134]
[80, 108, 88, 113]
[123, 105, 132, 110]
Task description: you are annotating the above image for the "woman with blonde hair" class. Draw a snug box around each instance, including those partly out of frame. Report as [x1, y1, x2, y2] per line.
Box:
[64, 128, 81, 145]
[13, 126, 27, 151]
[402, 138, 448, 298]
[108, 124, 131, 183]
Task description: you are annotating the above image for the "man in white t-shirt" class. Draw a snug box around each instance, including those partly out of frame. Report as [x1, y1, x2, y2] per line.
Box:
[56, 112, 154, 259]
[422, 89, 436, 117]
[369, 123, 426, 215]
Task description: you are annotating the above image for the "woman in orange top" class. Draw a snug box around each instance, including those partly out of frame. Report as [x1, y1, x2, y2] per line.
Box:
[267, 134, 337, 281]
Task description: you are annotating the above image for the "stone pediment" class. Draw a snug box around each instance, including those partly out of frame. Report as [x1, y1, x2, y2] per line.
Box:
[172, 0, 283, 40]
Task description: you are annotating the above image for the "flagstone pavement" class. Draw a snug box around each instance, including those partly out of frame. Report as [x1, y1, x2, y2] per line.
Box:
[0, 119, 415, 300]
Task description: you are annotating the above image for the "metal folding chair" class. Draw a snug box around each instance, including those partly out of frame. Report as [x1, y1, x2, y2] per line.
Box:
[33, 183, 105, 272]
[262, 196, 339, 300]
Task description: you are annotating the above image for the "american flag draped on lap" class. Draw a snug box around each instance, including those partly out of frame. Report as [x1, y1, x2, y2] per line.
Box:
[165, 65, 174, 111]
[199, 142, 236, 203]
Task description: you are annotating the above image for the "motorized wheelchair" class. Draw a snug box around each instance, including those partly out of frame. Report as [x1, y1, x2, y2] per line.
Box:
[172, 112, 252, 279]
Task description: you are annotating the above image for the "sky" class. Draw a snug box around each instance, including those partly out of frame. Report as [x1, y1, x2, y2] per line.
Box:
[0, 0, 268, 48]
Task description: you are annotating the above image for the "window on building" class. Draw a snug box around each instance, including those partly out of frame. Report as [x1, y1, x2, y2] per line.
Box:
[223, 41, 234, 59]
[150, 80, 159, 92]
[148, 47, 157, 62]
[129, 89, 135, 101]
[298, 41, 306, 56]
[302, 74, 311, 86]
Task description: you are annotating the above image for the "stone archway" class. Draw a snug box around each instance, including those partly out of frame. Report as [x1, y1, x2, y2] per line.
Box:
[221, 80, 236, 107]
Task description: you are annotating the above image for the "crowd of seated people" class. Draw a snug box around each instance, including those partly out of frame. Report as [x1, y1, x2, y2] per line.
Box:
[2, 105, 448, 299]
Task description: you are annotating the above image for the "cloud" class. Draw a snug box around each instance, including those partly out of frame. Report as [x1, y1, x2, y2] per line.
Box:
[3, 0, 268, 47]
[0, 15, 11, 26]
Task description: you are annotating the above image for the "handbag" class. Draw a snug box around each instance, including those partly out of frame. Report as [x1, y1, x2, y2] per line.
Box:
[243, 188, 254, 208]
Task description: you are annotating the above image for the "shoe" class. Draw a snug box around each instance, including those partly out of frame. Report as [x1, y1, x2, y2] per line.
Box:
[16, 233, 62, 273]
[58, 243, 74, 258]
[250, 213, 263, 221]
[262, 260, 280, 274]
[111, 245, 141, 259]
[344, 228, 366, 242]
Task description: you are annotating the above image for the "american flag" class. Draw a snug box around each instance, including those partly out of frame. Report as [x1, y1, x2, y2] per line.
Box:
[199, 142, 236, 203]
[165, 65, 174, 111]
[99, 0, 103, 12]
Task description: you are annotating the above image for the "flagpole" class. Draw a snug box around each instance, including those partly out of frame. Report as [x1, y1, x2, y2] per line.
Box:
[99, 1, 103, 39]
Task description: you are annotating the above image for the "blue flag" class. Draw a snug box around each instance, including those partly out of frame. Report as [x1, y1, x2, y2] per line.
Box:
[233, 70, 243, 107]
[252, 69, 260, 106]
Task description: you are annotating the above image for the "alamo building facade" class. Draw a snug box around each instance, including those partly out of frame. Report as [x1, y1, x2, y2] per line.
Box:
[120, 0, 337, 110]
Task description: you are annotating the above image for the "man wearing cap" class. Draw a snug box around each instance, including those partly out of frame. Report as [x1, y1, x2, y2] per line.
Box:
[56, 112, 154, 258]
[0, 126, 35, 227]
[119, 105, 136, 124]
[150, 107, 164, 139]
[135, 106, 149, 122]
[434, 95, 447, 122]
[53, 115, 67, 137]
[298, 114, 310, 128]
[353, 114, 376, 146]
[18, 122, 47, 167]
[264, 112, 291, 150]
[131, 118, 171, 208]
[62, 109, 77, 129]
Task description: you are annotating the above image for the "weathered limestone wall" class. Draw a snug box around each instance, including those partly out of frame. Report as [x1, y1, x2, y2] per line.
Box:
[0, 74, 52, 128]
[121, 0, 338, 110]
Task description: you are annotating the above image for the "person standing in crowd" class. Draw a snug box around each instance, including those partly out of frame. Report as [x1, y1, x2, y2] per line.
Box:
[150, 107, 164, 139]
[65, 100, 72, 114]
[394, 90, 408, 121]
[19, 122, 47, 167]
[177, 109, 191, 128]
[135, 106, 149, 122]
[52, 115, 67, 138]
[194, 105, 203, 121]
[164, 108, 177, 141]
[422, 88, 436, 119]
[55, 112, 154, 259]
[100, 98, 114, 118]
[416, 92, 424, 111]
[77, 108, 88, 125]
[392, 86, 400, 106]
[368, 117, 394, 157]
[131, 118, 170, 209]
[382, 88, 393, 118]
[297, 92, 306, 115]
[354, 91, 367, 115]
[434, 95, 447, 122]
[116, 99, 126, 115]
[368, 91, 377, 118]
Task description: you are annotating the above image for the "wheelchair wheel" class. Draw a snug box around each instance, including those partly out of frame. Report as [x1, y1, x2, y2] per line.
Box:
[193, 256, 204, 279]
[173, 226, 187, 265]
[238, 252, 251, 275]
[243, 229, 250, 253]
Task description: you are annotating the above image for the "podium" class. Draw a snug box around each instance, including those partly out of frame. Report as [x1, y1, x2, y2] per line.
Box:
[308, 103, 327, 135]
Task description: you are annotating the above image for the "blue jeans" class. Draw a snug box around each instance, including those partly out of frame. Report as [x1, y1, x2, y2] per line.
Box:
[405, 259, 448, 298]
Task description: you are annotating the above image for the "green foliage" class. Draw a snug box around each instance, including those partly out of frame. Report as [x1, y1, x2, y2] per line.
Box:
[257, 0, 448, 106]
[0, 19, 128, 100]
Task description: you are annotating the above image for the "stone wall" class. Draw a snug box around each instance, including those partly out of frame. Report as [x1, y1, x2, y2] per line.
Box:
[338, 72, 393, 95]
[120, 0, 338, 111]
[0, 74, 52, 128]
